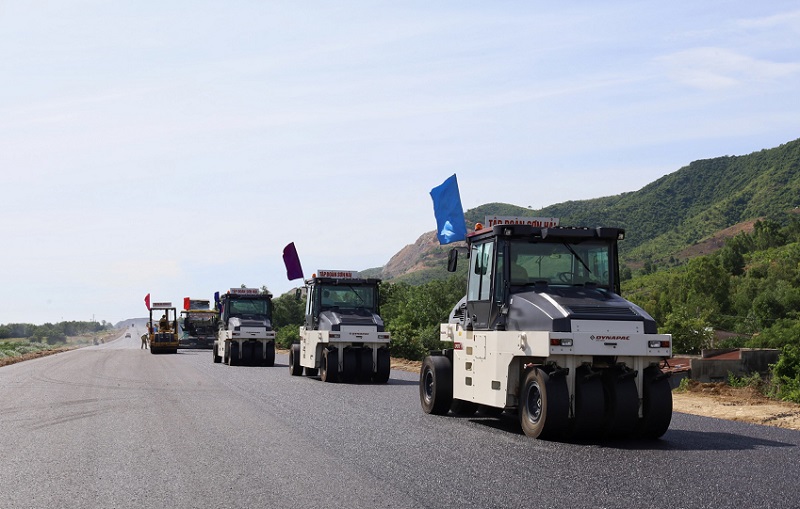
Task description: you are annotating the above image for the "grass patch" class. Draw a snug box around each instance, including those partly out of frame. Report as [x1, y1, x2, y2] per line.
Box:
[0, 330, 119, 367]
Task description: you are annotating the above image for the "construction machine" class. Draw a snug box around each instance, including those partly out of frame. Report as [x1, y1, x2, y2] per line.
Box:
[180, 298, 217, 348]
[419, 223, 673, 440]
[290, 270, 391, 383]
[149, 301, 179, 354]
[213, 288, 276, 366]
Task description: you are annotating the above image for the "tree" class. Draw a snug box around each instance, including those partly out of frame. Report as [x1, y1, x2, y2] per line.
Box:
[685, 256, 730, 316]
[752, 219, 785, 251]
[381, 276, 464, 360]
[660, 307, 713, 355]
[273, 292, 305, 329]
[771, 343, 800, 403]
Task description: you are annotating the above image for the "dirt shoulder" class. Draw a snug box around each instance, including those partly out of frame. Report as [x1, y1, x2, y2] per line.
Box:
[392, 359, 800, 432]
[0, 330, 118, 368]
[0, 347, 75, 368]
[673, 381, 800, 431]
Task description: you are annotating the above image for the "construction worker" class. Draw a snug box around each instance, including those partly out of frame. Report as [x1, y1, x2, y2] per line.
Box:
[141, 333, 148, 349]
[158, 313, 169, 332]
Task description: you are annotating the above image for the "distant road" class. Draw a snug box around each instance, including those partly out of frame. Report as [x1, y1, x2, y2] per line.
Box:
[1, 330, 798, 509]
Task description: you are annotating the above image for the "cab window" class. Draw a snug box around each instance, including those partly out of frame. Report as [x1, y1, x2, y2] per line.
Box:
[468, 241, 494, 301]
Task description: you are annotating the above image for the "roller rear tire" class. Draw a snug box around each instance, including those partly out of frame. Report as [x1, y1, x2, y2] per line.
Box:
[568, 366, 605, 439]
[636, 366, 673, 439]
[289, 344, 302, 376]
[227, 342, 239, 366]
[373, 347, 391, 384]
[342, 347, 357, 383]
[320, 348, 338, 383]
[264, 341, 275, 367]
[519, 367, 568, 439]
[420, 355, 453, 415]
[601, 367, 639, 438]
[357, 347, 373, 383]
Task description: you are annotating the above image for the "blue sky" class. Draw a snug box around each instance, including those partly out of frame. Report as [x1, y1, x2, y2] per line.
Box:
[1, 1, 798, 325]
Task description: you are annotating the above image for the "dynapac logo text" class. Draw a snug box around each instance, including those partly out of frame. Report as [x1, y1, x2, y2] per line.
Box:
[591, 335, 631, 341]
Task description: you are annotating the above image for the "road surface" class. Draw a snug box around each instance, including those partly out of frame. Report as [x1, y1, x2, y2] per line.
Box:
[1, 330, 798, 509]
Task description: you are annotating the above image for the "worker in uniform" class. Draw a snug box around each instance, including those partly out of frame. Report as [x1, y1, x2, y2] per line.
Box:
[158, 313, 169, 332]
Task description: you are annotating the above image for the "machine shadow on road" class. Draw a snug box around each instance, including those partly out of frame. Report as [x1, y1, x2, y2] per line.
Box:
[219, 363, 289, 368]
[285, 376, 418, 386]
[468, 415, 797, 450]
[602, 429, 797, 451]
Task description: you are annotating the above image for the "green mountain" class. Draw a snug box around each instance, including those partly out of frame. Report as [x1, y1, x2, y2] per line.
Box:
[538, 138, 800, 264]
[375, 137, 800, 283]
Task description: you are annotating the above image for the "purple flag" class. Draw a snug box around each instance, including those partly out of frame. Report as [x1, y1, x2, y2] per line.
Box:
[283, 242, 304, 280]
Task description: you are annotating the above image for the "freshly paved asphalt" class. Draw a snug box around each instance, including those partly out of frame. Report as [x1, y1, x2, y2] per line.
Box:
[1, 330, 798, 509]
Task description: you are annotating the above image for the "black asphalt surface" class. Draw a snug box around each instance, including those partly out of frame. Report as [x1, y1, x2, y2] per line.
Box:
[1, 330, 799, 509]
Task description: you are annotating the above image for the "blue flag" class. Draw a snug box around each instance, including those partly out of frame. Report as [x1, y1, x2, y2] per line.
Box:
[283, 242, 304, 280]
[430, 174, 467, 245]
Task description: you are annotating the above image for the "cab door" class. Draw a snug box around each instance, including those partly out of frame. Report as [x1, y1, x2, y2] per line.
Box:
[455, 239, 495, 404]
[466, 240, 494, 330]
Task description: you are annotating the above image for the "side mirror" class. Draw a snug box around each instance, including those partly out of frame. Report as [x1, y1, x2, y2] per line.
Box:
[295, 288, 301, 300]
[447, 248, 458, 272]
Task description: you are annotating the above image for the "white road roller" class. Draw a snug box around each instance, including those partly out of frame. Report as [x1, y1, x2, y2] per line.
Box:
[420, 223, 673, 439]
[291, 270, 391, 383]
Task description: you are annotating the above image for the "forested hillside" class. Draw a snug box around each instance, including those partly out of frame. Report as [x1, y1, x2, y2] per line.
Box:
[539, 138, 800, 264]
[623, 214, 800, 402]
[377, 138, 800, 283]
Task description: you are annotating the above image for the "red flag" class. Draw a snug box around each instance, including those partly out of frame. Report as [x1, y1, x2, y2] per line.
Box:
[184, 297, 190, 310]
[283, 242, 304, 280]
[144, 293, 151, 310]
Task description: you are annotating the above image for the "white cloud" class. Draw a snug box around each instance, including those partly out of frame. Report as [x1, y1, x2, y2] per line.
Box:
[737, 9, 800, 31]
[657, 46, 800, 90]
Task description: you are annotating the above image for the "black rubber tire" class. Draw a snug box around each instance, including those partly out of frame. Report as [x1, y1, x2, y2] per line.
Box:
[357, 347, 373, 383]
[264, 341, 275, 367]
[342, 347, 357, 383]
[240, 342, 252, 365]
[228, 342, 239, 366]
[568, 366, 605, 439]
[320, 348, 338, 383]
[636, 366, 673, 439]
[519, 367, 569, 439]
[289, 344, 302, 376]
[450, 399, 478, 416]
[304, 367, 319, 377]
[601, 367, 640, 438]
[213, 344, 222, 364]
[419, 355, 453, 415]
[373, 347, 390, 384]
